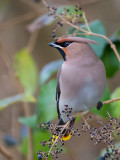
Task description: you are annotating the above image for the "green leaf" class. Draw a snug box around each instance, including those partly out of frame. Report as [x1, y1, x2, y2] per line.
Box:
[69, 20, 106, 57]
[20, 130, 51, 159]
[0, 93, 36, 111]
[23, 94, 36, 102]
[101, 40, 120, 78]
[117, 29, 120, 37]
[40, 60, 63, 85]
[0, 0, 9, 11]
[88, 20, 106, 57]
[19, 115, 37, 128]
[27, 14, 55, 32]
[14, 48, 38, 94]
[110, 87, 120, 118]
[91, 86, 111, 118]
[110, 28, 120, 40]
[98, 142, 120, 159]
[37, 79, 57, 122]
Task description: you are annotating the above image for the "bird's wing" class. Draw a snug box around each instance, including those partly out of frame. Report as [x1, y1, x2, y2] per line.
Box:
[56, 67, 62, 119]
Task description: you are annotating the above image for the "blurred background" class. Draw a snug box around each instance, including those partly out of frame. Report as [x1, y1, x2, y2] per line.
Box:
[0, 0, 120, 160]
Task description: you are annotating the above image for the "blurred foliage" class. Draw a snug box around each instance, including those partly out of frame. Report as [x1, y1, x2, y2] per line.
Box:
[87, 20, 106, 57]
[20, 131, 51, 160]
[14, 48, 38, 95]
[19, 115, 37, 129]
[101, 40, 120, 78]
[37, 79, 57, 122]
[0, 93, 36, 111]
[0, 2, 120, 160]
[40, 60, 63, 85]
[0, 0, 9, 11]
[110, 87, 120, 118]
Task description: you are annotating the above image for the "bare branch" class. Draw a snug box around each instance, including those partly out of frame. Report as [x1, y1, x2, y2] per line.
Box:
[103, 97, 120, 105]
[42, 0, 120, 62]
[48, 120, 70, 156]
[83, 12, 91, 33]
[27, 30, 40, 53]
[0, 145, 15, 160]
[47, 96, 120, 155]
[0, 11, 39, 31]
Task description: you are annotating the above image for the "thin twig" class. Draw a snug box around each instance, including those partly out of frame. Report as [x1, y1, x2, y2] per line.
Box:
[0, 145, 15, 160]
[18, 0, 42, 11]
[27, 30, 40, 53]
[0, 43, 34, 160]
[103, 97, 120, 105]
[48, 137, 58, 155]
[83, 12, 91, 33]
[42, 0, 120, 62]
[75, 97, 120, 118]
[23, 103, 34, 160]
[0, 11, 41, 31]
[48, 97, 120, 156]
[48, 121, 70, 155]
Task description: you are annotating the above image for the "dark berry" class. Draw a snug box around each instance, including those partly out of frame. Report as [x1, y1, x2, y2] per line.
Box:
[38, 154, 42, 160]
[99, 156, 105, 160]
[52, 33, 56, 38]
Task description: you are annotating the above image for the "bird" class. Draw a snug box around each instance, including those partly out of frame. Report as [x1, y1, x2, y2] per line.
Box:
[48, 36, 106, 132]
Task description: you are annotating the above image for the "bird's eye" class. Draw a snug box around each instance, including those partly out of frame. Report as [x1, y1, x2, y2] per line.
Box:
[55, 41, 72, 47]
[64, 41, 72, 47]
[59, 41, 72, 47]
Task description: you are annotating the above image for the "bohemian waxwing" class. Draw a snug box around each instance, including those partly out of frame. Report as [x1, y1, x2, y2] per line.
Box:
[49, 37, 106, 125]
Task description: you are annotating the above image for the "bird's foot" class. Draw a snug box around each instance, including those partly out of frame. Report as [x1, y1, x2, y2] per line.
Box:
[96, 101, 103, 110]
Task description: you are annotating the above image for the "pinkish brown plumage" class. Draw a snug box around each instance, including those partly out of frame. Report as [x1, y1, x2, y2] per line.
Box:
[49, 37, 106, 124]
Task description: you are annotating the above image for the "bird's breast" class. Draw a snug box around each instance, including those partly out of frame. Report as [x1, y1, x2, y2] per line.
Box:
[59, 60, 106, 116]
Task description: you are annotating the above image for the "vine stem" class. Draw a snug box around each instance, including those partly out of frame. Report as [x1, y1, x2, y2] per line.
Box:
[42, 0, 120, 62]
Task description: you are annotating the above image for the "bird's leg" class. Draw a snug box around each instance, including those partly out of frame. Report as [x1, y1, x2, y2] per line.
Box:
[69, 117, 75, 127]
[62, 117, 75, 137]
[96, 101, 103, 110]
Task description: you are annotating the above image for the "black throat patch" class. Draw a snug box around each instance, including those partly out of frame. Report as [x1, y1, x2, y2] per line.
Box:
[56, 48, 66, 61]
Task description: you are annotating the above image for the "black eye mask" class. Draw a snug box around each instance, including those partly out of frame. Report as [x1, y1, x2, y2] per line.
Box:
[55, 41, 72, 47]
[54, 41, 73, 61]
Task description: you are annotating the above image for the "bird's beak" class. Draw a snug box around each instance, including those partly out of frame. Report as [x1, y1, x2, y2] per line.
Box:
[48, 42, 55, 47]
[48, 42, 62, 49]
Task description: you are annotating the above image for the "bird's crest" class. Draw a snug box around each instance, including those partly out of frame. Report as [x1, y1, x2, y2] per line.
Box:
[57, 37, 98, 45]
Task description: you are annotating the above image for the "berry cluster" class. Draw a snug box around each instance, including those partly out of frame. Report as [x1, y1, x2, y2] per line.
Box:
[37, 106, 82, 160]
[89, 113, 120, 159]
[37, 107, 120, 160]
[46, 2, 84, 40]
[89, 113, 120, 144]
